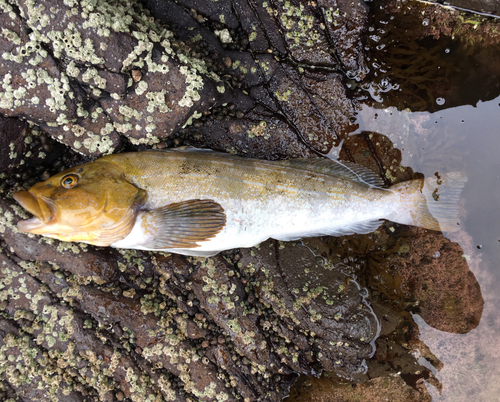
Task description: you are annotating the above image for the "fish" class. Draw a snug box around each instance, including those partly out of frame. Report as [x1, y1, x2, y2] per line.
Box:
[13, 148, 467, 257]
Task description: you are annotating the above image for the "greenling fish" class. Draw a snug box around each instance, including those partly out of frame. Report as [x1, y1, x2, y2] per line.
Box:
[13, 149, 466, 256]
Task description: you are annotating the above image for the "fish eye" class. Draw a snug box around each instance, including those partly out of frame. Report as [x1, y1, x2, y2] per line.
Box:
[61, 174, 79, 189]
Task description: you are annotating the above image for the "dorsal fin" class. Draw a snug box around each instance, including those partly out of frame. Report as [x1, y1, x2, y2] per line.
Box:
[279, 158, 386, 188]
[153, 147, 386, 188]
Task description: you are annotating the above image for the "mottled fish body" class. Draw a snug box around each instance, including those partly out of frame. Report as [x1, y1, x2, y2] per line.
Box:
[14, 149, 467, 256]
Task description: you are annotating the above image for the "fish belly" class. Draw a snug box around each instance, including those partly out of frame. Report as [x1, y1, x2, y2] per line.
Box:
[112, 185, 393, 256]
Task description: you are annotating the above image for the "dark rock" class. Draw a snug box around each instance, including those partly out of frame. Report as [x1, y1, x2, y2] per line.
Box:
[0, 252, 174, 401]
[319, 0, 370, 76]
[426, 0, 500, 17]
[238, 239, 379, 379]
[264, 64, 356, 153]
[185, 104, 318, 160]
[382, 228, 484, 334]
[288, 374, 432, 402]
[190, 255, 290, 374]
[0, 117, 30, 174]
[1, 0, 224, 156]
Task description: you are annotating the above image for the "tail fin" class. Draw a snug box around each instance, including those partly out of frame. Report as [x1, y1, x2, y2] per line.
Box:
[387, 172, 467, 232]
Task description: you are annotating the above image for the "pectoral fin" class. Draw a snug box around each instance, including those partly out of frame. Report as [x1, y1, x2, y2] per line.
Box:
[143, 199, 226, 249]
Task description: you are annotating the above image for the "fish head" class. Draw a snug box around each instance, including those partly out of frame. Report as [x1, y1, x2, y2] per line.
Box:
[13, 161, 146, 246]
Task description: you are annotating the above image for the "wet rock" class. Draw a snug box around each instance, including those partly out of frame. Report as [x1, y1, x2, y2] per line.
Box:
[227, 0, 368, 74]
[0, 252, 174, 401]
[0, 120, 69, 181]
[238, 239, 379, 379]
[185, 104, 318, 160]
[0, 4, 77, 122]
[76, 286, 235, 402]
[339, 131, 415, 185]
[258, 0, 338, 66]
[0, 192, 383, 399]
[287, 374, 432, 402]
[425, 0, 500, 17]
[367, 301, 443, 394]
[0, 117, 30, 174]
[184, 59, 357, 158]
[319, 222, 484, 336]
[319, 0, 370, 76]
[190, 256, 290, 374]
[382, 228, 484, 334]
[156, 253, 299, 401]
[145, 0, 365, 157]
[300, 224, 482, 395]
[1, 198, 298, 400]
[0, 1, 121, 156]
[264, 64, 357, 153]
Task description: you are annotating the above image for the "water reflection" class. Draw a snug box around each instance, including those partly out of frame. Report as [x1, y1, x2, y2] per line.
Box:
[364, 0, 500, 113]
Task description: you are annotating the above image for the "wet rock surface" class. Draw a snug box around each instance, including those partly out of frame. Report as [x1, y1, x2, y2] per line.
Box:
[425, 0, 500, 17]
[289, 374, 432, 402]
[0, 0, 489, 400]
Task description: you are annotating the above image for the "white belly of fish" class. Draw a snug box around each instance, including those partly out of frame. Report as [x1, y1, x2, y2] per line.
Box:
[111, 193, 394, 257]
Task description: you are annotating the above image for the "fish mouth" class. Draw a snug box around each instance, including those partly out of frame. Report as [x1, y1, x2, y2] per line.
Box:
[13, 191, 55, 232]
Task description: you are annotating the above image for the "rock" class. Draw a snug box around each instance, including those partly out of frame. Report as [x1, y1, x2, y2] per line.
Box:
[0, 117, 29, 174]
[0, 252, 175, 401]
[424, 0, 500, 17]
[1, 0, 224, 156]
[184, 104, 318, 160]
[238, 239, 379, 379]
[382, 229, 484, 334]
[288, 374, 432, 402]
[145, 0, 364, 157]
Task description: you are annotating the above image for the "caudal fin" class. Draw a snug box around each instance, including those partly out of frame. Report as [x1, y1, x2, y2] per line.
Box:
[387, 172, 467, 232]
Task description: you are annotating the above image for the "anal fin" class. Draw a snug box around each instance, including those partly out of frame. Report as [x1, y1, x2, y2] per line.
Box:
[143, 199, 226, 249]
[272, 219, 384, 241]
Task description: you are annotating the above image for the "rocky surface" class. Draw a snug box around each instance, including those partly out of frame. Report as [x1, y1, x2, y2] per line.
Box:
[1, 0, 224, 156]
[0, 0, 370, 161]
[288, 374, 432, 402]
[424, 0, 499, 17]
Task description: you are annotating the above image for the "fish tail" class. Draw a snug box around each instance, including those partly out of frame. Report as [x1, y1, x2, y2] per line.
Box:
[387, 172, 467, 232]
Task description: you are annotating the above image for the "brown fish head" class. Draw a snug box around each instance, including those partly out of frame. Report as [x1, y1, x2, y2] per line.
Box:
[13, 161, 146, 246]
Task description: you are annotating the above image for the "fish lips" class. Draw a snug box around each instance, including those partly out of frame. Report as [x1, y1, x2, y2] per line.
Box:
[13, 191, 55, 232]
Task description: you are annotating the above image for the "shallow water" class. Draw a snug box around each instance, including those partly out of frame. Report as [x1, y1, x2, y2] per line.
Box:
[357, 95, 500, 401]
